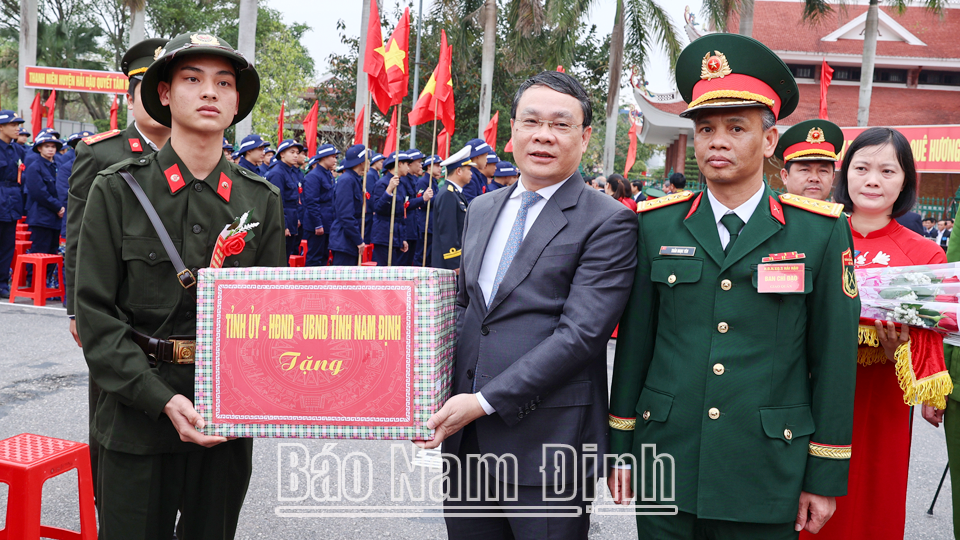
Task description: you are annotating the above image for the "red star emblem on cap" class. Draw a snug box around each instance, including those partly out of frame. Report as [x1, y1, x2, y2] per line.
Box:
[707, 57, 721, 72]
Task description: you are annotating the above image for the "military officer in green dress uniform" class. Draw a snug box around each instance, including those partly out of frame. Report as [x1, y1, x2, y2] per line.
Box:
[430, 146, 473, 270]
[776, 119, 843, 201]
[74, 32, 285, 539]
[63, 37, 171, 502]
[607, 34, 860, 539]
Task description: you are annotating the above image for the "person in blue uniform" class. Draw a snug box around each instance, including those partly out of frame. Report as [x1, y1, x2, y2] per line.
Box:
[399, 149, 432, 266]
[491, 160, 518, 189]
[236, 134, 269, 174]
[24, 127, 59, 170]
[364, 152, 384, 244]
[0, 110, 26, 298]
[57, 131, 91, 242]
[23, 133, 65, 286]
[302, 144, 339, 267]
[371, 152, 409, 266]
[329, 144, 369, 266]
[258, 147, 275, 176]
[222, 136, 233, 160]
[460, 138, 490, 204]
[431, 147, 473, 270]
[413, 154, 440, 267]
[17, 128, 30, 148]
[482, 151, 500, 191]
[265, 139, 304, 262]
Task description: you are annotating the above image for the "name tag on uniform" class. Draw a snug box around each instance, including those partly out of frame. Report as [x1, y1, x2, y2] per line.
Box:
[757, 263, 805, 293]
[659, 246, 696, 257]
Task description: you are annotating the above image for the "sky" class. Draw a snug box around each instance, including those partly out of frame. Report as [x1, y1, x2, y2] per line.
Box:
[265, 0, 706, 103]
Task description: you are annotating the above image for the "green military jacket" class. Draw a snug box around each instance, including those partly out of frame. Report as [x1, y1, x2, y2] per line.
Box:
[945, 215, 960, 401]
[609, 185, 860, 524]
[74, 143, 285, 455]
[66, 123, 159, 316]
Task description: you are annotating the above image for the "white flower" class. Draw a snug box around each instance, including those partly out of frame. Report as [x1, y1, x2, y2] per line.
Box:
[896, 291, 919, 301]
[892, 305, 923, 326]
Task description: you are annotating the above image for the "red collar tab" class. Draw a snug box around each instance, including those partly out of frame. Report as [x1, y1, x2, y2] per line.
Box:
[684, 192, 703, 220]
[769, 195, 785, 225]
[165, 164, 186, 194]
[128, 138, 143, 153]
[217, 172, 233, 202]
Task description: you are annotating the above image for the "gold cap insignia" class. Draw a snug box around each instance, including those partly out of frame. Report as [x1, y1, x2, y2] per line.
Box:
[701, 51, 732, 81]
[806, 127, 825, 144]
[154, 46, 165, 60]
[190, 34, 220, 46]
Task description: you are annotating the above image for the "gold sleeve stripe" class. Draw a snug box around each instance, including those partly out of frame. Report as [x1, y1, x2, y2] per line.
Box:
[442, 248, 461, 260]
[609, 414, 636, 431]
[808, 442, 851, 460]
[127, 67, 148, 77]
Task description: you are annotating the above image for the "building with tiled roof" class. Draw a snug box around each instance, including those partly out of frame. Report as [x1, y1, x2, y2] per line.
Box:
[637, 0, 960, 214]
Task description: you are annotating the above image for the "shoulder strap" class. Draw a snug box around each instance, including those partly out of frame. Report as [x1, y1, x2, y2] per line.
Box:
[117, 169, 196, 288]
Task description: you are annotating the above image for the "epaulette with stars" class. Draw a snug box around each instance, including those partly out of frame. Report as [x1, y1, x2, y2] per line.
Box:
[779, 193, 844, 218]
[638, 190, 695, 213]
[81, 129, 122, 146]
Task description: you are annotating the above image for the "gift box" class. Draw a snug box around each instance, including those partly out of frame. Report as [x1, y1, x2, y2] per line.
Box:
[194, 266, 457, 440]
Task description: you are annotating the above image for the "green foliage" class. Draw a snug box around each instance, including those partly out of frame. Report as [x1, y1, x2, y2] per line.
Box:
[584, 113, 657, 176]
[250, 23, 315, 146]
[91, 104, 126, 132]
[146, 0, 235, 40]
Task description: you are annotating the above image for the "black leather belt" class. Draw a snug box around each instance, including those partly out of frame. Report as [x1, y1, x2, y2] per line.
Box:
[131, 330, 196, 366]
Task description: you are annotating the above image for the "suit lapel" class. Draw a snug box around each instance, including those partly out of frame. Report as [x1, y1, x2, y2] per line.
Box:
[683, 193, 725, 268]
[467, 183, 515, 291]
[720, 186, 783, 273]
[485, 175, 581, 315]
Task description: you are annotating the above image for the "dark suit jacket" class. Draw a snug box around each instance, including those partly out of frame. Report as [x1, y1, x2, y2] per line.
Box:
[895, 211, 924, 236]
[448, 171, 638, 486]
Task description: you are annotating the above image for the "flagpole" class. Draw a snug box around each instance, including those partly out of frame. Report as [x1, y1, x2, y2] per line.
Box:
[387, 102, 402, 267]
[422, 108, 437, 267]
[359, 91, 372, 266]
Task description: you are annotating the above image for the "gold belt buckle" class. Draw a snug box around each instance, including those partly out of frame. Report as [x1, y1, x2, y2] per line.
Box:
[172, 339, 196, 364]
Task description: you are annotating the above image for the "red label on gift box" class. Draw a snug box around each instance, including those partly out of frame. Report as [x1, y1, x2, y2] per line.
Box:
[210, 280, 416, 427]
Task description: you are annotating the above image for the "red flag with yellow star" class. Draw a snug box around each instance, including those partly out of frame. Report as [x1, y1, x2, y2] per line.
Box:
[434, 31, 455, 137]
[408, 67, 439, 126]
[384, 8, 411, 107]
[363, 0, 392, 115]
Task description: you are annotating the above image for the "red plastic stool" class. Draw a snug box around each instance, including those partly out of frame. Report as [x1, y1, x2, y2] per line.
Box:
[15, 230, 29, 242]
[299, 239, 308, 256]
[11, 240, 30, 271]
[288, 254, 305, 267]
[362, 244, 374, 263]
[0, 433, 97, 540]
[15, 222, 28, 232]
[9, 253, 65, 306]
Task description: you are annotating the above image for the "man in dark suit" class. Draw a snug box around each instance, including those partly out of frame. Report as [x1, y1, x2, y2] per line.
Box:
[920, 217, 937, 238]
[895, 211, 924, 236]
[417, 71, 638, 539]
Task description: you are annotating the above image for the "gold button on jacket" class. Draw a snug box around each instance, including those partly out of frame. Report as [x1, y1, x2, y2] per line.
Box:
[720, 279, 732, 290]
[717, 322, 729, 333]
[713, 363, 725, 375]
[708, 407, 720, 420]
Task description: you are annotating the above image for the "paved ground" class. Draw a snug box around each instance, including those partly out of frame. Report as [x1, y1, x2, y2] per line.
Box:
[0, 302, 954, 538]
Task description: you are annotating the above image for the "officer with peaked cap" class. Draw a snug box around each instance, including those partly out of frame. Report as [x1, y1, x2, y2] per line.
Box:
[266, 138, 305, 261]
[236, 133, 269, 173]
[432, 147, 473, 269]
[414, 155, 441, 266]
[23, 133, 65, 280]
[461, 138, 491, 204]
[775, 119, 843, 201]
[608, 33, 859, 538]
[302, 143, 339, 266]
[330, 144, 369, 265]
[400, 148, 433, 266]
[0, 110, 25, 299]
[74, 31, 285, 539]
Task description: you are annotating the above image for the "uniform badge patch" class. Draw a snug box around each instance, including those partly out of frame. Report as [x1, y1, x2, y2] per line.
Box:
[165, 164, 185, 193]
[842, 248, 858, 298]
[217, 172, 233, 202]
[128, 138, 143, 152]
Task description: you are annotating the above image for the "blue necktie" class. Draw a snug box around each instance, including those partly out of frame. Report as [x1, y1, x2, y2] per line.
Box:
[488, 190, 543, 307]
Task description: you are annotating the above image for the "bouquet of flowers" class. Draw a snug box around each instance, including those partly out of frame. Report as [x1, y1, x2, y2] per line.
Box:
[209, 210, 259, 269]
[857, 262, 960, 344]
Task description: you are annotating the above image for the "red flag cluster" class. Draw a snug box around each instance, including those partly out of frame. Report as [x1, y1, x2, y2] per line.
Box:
[365, 4, 411, 115]
[409, 30, 455, 138]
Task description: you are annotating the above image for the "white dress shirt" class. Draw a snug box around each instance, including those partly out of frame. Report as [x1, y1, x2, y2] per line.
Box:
[135, 123, 160, 152]
[706, 183, 766, 249]
[474, 176, 570, 415]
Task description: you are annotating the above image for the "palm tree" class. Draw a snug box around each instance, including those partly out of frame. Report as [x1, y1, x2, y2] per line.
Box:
[701, 0, 755, 35]
[602, 0, 681, 176]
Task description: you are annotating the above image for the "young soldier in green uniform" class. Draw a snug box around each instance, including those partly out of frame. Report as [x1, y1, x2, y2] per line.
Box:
[607, 34, 860, 538]
[74, 32, 285, 539]
[63, 38, 171, 501]
[775, 119, 843, 201]
[430, 147, 473, 270]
